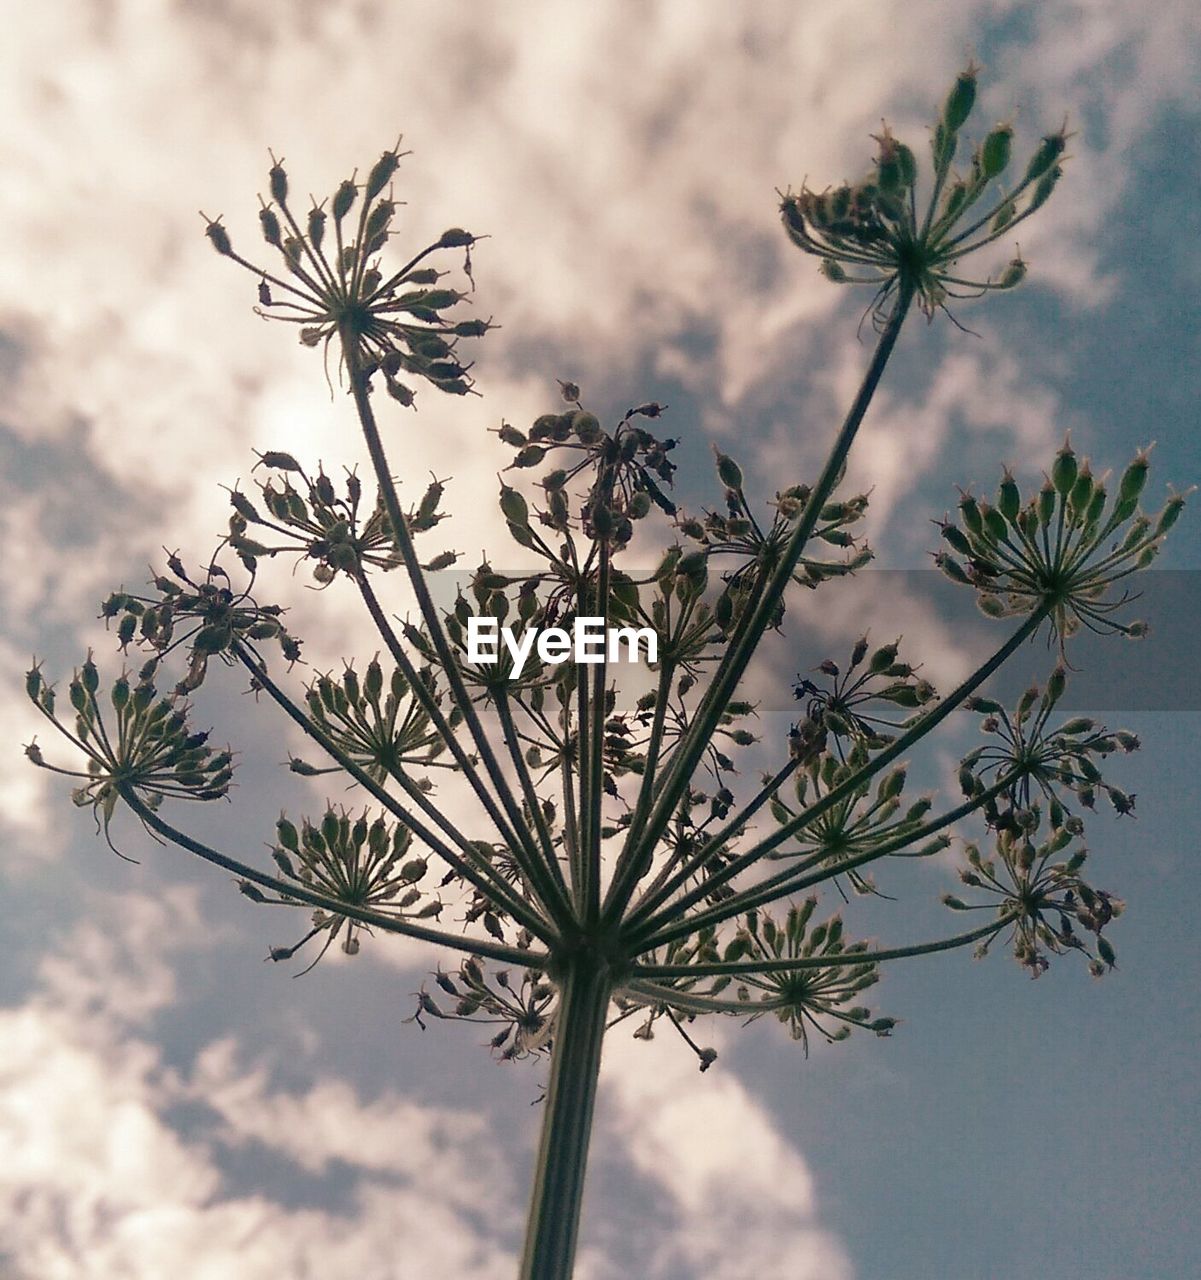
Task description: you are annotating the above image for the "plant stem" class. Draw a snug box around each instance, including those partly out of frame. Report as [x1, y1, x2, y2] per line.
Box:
[605, 282, 915, 924]
[627, 606, 1047, 948]
[341, 335, 576, 931]
[630, 911, 1017, 981]
[519, 955, 612, 1280]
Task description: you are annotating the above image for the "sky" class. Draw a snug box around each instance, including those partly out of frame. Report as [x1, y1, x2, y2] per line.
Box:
[1, 2, 1199, 1278]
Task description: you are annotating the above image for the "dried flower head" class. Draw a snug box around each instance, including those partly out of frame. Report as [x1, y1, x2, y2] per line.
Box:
[948, 814, 1123, 978]
[936, 440, 1187, 650]
[203, 142, 491, 405]
[264, 806, 439, 972]
[25, 655, 233, 855]
[780, 64, 1069, 325]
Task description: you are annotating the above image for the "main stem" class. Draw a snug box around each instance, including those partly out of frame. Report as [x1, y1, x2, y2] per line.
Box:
[519, 956, 612, 1280]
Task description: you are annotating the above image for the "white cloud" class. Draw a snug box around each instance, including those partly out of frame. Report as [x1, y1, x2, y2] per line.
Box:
[597, 1025, 854, 1280]
[0, 891, 520, 1279]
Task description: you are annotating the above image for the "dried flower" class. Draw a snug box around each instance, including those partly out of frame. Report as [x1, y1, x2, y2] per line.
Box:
[780, 66, 1069, 325]
[24, 655, 232, 854]
[203, 143, 490, 404]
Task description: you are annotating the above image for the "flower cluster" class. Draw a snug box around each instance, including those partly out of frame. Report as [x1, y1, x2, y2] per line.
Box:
[101, 553, 301, 694]
[792, 634, 937, 752]
[727, 902, 894, 1054]
[497, 387, 678, 546]
[204, 143, 489, 404]
[226, 451, 451, 583]
[259, 807, 439, 971]
[946, 815, 1123, 978]
[781, 64, 1067, 324]
[289, 659, 451, 785]
[675, 449, 872, 632]
[961, 670, 1139, 820]
[24, 656, 232, 853]
[410, 956, 556, 1061]
[936, 440, 1185, 648]
[769, 745, 945, 896]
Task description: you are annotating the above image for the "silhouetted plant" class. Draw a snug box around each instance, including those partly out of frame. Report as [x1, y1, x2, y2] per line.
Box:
[24, 68, 1185, 1280]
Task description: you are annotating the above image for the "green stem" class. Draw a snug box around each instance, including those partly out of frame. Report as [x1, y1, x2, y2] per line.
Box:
[582, 542, 612, 923]
[357, 575, 526, 850]
[341, 337, 576, 931]
[606, 282, 915, 924]
[631, 912, 1017, 981]
[628, 607, 1047, 949]
[519, 956, 612, 1280]
[233, 640, 550, 938]
[495, 691, 572, 905]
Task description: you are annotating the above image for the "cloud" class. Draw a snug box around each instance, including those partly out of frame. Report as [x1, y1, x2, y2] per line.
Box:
[0, 890, 520, 1279]
[595, 1025, 854, 1280]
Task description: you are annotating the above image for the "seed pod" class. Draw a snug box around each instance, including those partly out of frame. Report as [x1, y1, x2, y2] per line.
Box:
[117, 613, 137, 648]
[257, 450, 303, 472]
[1156, 494, 1186, 535]
[714, 449, 743, 490]
[1069, 464, 1094, 514]
[437, 227, 475, 248]
[935, 552, 971, 584]
[943, 68, 978, 133]
[276, 815, 300, 852]
[291, 210, 320, 261]
[259, 207, 282, 246]
[997, 256, 1026, 289]
[110, 675, 130, 713]
[977, 594, 1006, 618]
[1118, 449, 1150, 505]
[269, 159, 288, 204]
[820, 258, 847, 283]
[982, 504, 1009, 543]
[996, 471, 1020, 523]
[980, 125, 1013, 179]
[204, 220, 233, 256]
[366, 149, 401, 200]
[1086, 481, 1106, 526]
[332, 179, 358, 221]
[1025, 130, 1067, 183]
[940, 179, 969, 224]
[499, 485, 528, 526]
[1051, 438, 1077, 495]
[1028, 164, 1062, 211]
[869, 640, 900, 674]
[959, 493, 985, 538]
[1037, 481, 1056, 528]
[880, 766, 907, 800]
[991, 200, 1015, 233]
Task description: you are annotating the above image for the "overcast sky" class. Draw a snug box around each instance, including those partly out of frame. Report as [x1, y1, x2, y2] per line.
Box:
[2, 3, 1199, 1278]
